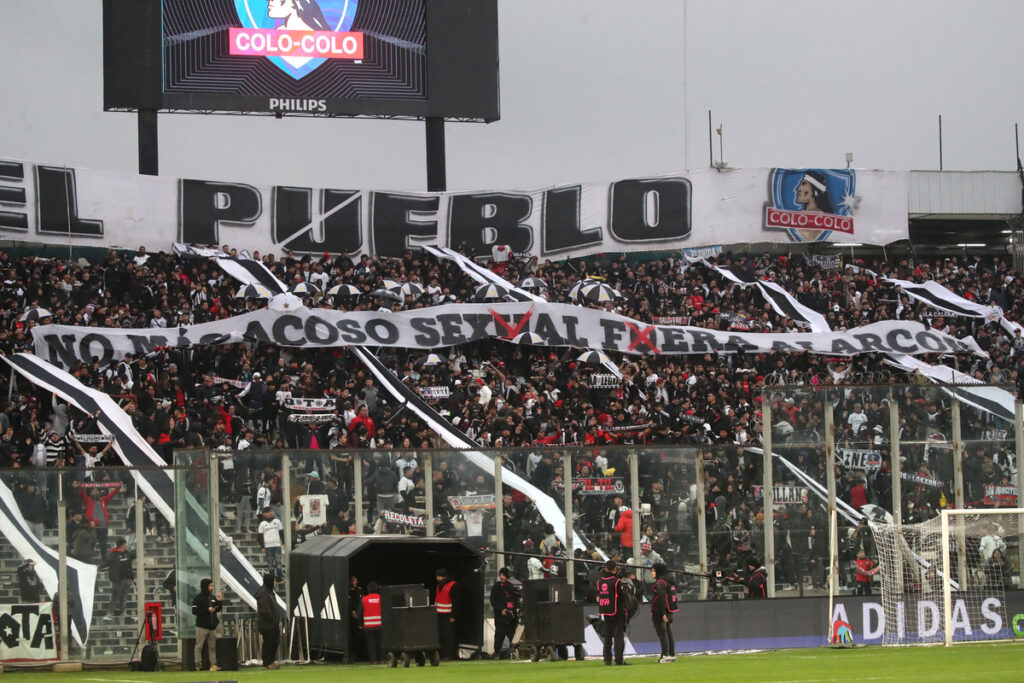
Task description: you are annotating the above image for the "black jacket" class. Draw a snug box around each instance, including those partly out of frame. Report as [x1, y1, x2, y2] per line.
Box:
[651, 578, 674, 618]
[16, 490, 47, 524]
[489, 580, 518, 621]
[746, 567, 767, 599]
[256, 587, 278, 629]
[108, 547, 133, 581]
[192, 581, 222, 629]
[17, 563, 43, 603]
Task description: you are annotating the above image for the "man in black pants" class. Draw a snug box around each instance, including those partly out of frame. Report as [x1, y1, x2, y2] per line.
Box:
[435, 568, 459, 660]
[595, 560, 627, 666]
[358, 581, 383, 664]
[256, 574, 281, 669]
[489, 567, 519, 659]
[650, 563, 677, 662]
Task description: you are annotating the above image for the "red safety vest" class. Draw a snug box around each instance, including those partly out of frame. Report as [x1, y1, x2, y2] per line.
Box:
[436, 580, 456, 615]
[596, 573, 619, 616]
[362, 593, 381, 629]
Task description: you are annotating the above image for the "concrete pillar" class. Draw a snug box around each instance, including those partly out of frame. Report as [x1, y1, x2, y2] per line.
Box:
[494, 454, 504, 569]
[424, 453, 434, 537]
[563, 452, 574, 586]
[695, 451, 708, 600]
[282, 454, 292, 616]
[762, 398, 775, 598]
[57, 497, 69, 661]
[354, 452, 364, 534]
[890, 395, 902, 525]
[630, 451, 640, 560]
[824, 400, 838, 596]
[950, 400, 967, 588]
[1015, 401, 1024, 585]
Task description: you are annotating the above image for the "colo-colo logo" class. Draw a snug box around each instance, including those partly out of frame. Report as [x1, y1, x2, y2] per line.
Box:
[0, 161, 692, 259]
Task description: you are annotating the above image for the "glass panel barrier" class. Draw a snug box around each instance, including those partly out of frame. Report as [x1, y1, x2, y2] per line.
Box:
[959, 397, 1021, 590]
[0, 393, 1016, 665]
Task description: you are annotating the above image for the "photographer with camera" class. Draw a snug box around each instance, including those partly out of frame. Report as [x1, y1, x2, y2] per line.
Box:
[489, 567, 519, 660]
[745, 557, 767, 599]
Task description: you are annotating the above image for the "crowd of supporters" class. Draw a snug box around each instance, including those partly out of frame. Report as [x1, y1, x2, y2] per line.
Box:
[0, 244, 1019, 595]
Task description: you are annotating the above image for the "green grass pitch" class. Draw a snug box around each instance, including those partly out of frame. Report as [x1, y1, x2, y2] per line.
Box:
[6, 643, 1024, 683]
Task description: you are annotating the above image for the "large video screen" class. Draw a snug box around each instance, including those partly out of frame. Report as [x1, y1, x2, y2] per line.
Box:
[104, 0, 499, 120]
[162, 0, 426, 113]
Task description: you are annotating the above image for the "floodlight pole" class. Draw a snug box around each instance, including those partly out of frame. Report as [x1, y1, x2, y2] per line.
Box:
[138, 109, 159, 176]
[425, 117, 447, 191]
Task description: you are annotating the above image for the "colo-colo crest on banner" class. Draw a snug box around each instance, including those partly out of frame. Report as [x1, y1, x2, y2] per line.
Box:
[231, 0, 363, 80]
[764, 168, 859, 243]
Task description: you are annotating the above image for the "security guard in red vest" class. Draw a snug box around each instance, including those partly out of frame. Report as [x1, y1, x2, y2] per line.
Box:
[435, 568, 458, 660]
[596, 559, 626, 666]
[358, 581, 382, 664]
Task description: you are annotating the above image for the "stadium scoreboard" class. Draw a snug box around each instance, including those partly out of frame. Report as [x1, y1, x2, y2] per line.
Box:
[103, 0, 500, 121]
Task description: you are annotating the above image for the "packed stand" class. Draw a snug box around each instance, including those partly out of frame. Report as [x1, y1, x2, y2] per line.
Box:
[0, 245, 1020, 598]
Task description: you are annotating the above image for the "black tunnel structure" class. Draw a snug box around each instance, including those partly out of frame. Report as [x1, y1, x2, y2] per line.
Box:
[289, 535, 484, 659]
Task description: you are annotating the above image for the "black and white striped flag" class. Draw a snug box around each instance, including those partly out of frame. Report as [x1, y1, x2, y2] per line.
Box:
[216, 256, 287, 295]
[3, 354, 285, 626]
[712, 265, 830, 332]
[0, 479, 96, 646]
[351, 347, 598, 555]
[884, 277, 1001, 320]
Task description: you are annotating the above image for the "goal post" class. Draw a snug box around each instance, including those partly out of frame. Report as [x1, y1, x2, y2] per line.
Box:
[870, 508, 1022, 647]
[940, 508, 1022, 646]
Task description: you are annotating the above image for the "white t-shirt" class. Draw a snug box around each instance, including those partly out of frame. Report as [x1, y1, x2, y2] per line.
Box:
[258, 518, 283, 548]
[848, 411, 868, 434]
[256, 484, 272, 512]
[491, 245, 510, 263]
[398, 475, 415, 496]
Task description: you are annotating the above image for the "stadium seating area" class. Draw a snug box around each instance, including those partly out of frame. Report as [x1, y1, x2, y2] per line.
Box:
[0, 244, 1020, 657]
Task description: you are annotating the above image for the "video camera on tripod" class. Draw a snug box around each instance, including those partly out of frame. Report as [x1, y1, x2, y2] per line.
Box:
[708, 568, 742, 601]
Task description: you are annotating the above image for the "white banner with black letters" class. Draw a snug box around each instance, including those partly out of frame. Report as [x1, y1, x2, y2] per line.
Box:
[753, 485, 809, 505]
[0, 603, 57, 662]
[835, 449, 883, 472]
[0, 157, 908, 259]
[283, 397, 336, 411]
[0, 481, 95, 648]
[32, 302, 983, 370]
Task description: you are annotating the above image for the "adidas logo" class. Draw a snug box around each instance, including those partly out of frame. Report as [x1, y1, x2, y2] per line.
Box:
[319, 584, 342, 621]
[293, 582, 343, 621]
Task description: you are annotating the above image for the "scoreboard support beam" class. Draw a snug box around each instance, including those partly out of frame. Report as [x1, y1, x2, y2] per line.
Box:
[138, 109, 159, 176]
[425, 117, 447, 191]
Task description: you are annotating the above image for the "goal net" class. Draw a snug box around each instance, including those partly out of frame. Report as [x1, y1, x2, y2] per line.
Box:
[869, 509, 1022, 646]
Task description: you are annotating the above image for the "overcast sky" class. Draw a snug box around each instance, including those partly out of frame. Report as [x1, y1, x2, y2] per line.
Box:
[2, 1, 1023, 191]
